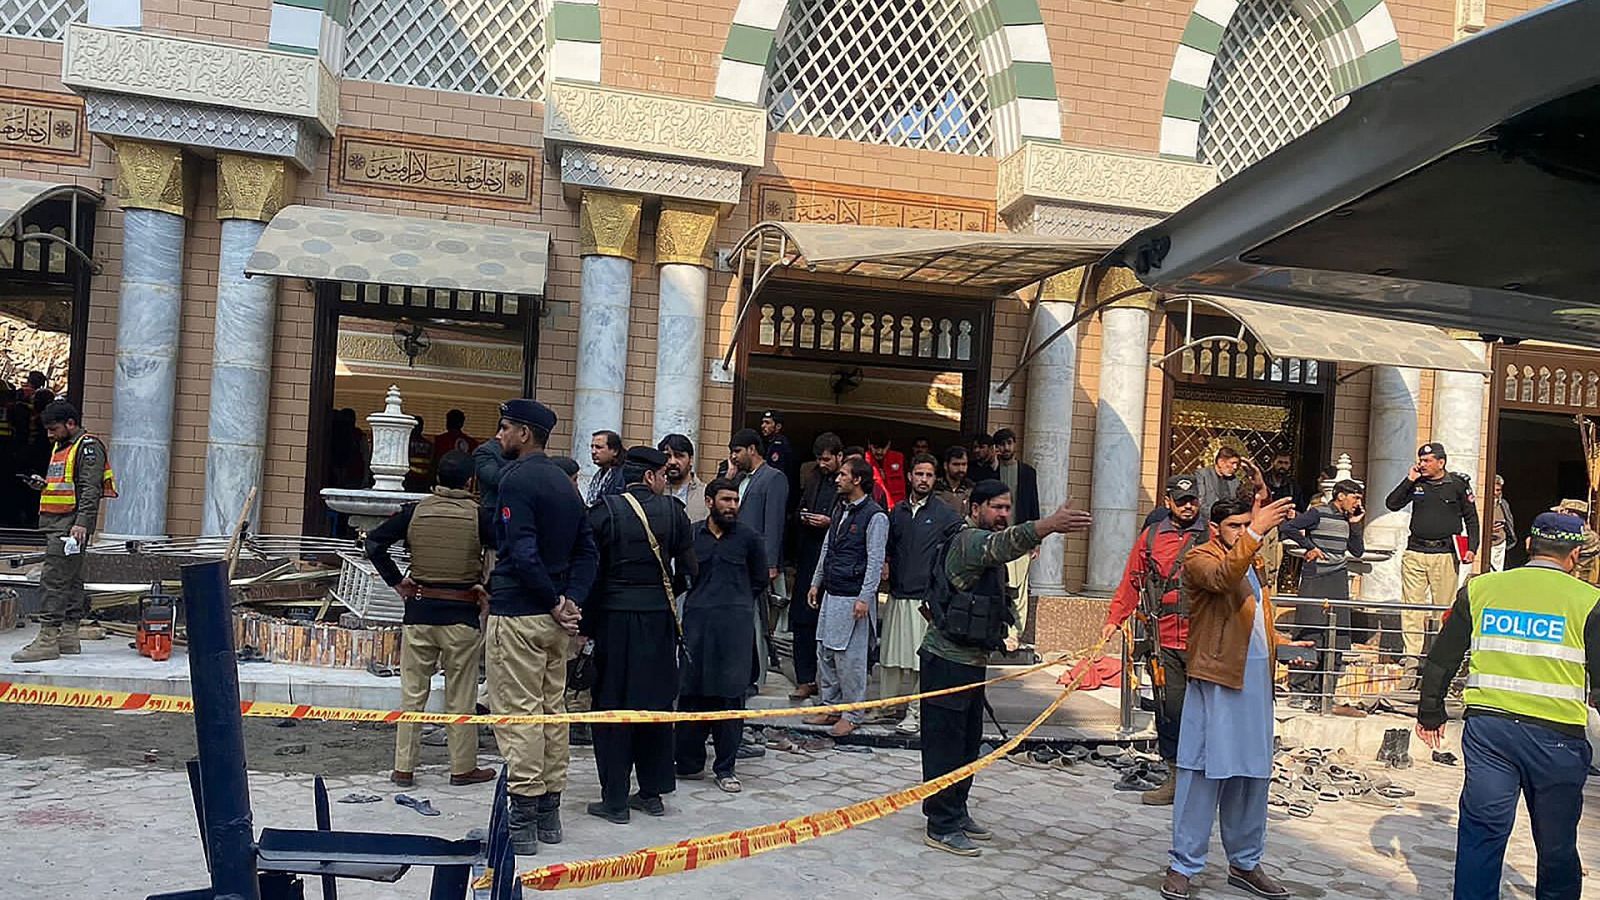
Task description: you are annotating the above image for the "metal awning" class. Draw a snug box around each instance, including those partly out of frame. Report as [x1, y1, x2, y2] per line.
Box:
[0, 177, 102, 272]
[246, 205, 550, 296]
[722, 221, 1117, 366]
[1172, 296, 1490, 374]
[1111, 0, 1600, 346]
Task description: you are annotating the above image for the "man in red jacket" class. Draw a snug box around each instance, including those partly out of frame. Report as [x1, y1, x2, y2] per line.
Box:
[867, 435, 907, 508]
[1100, 474, 1208, 805]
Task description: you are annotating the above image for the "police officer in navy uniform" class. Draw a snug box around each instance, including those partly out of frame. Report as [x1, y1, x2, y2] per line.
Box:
[1385, 441, 1479, 671]
[485, 399, 599, 857]
[1417, 511, 1600, 900]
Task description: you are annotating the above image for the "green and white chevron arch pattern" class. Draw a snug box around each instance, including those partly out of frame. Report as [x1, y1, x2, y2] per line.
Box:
[1158, 0, 1403, 159]
[550, 0, 602, 83]
[713, 0, 1062, 156]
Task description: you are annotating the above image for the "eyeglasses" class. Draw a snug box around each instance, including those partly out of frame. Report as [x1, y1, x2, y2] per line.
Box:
[1171, 497, 1199, 507]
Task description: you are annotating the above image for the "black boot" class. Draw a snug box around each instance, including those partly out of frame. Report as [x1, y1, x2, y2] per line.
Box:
[1390, 728, 1413, 770]
[536, 792, 563, 844]
[1375, 729, 1397, 766]
[508, 794, 539, 856]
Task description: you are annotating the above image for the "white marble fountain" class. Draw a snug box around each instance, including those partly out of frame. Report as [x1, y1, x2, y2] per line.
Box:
[320, 385, 428, 533]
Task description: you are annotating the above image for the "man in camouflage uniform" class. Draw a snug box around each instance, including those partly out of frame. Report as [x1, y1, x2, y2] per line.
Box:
[1553, 499, 1600, 585]
[15, 400, 114, 663]
[919, 479, 1091, 857]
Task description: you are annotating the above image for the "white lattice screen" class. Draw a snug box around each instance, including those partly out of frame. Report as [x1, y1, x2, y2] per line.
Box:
[1197, 0, 1339, 180]
[344, 0, 551, 100]
[766, 0, 993, 156]
[0, 0, 83, 40]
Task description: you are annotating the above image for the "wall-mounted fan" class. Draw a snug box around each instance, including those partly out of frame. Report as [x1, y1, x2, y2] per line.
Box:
[829, 366, 864, 402]
[392, 322, 432, 367]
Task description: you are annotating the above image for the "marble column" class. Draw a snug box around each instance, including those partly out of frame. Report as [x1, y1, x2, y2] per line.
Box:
[651, 200, 719, 449]
[1085, 270, 1155, 594]
[571, 190, 642, 489]
[1360, 366, 1422, 601]
[103, 140, 188, 540]
[201, 154, 292, 535]
[1430, 338, 1489, 494]
[1024, 271, 1082, 596]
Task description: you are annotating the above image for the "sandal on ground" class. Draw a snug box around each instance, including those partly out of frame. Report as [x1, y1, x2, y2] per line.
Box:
[1376, 784, 1415, 799]
[715, 776, 742, 794]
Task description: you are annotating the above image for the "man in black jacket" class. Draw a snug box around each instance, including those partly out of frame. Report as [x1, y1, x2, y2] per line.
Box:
[992, 428, 1040, 649]
[790, 432, 842, 700]
[881, 454, 962, 734]
[1386, 442, 1479, 669]
[676, 478, 768, 793]
[486, 400, 598, 856]
[585, 446, 697, 824]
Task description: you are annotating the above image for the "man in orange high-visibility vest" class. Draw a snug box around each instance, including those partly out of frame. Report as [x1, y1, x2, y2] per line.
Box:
[14, 400, 115, 663]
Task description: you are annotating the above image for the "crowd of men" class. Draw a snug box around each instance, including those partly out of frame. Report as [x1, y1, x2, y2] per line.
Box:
[0, 371, 62, 528]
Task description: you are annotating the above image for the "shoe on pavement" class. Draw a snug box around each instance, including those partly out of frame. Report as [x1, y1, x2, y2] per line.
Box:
[585, 801, 630, 824]
[956, 816, 992, 841]
[1142, 761, 1178, 806]
[12, 626, 61, 663]
[1160, 868, 1192, 900]
[924, 831, 981, 857]
[449, 767, 496, 786]
[677, 769, 707, 781]
[895, 717, 920, 735]
[789, 683, 818, 701]
[389, 770, 415, 788]
[1331, 704, 1368, 718]
[828, 719, 857, 738]
[1228, 865, 1291, 899]
[628, 793, 666, 817]
[803, 713, 840, 726]
[58, 621, 81, 655]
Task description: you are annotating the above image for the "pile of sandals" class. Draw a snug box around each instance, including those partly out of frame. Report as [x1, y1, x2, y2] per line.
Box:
[1009, 743, 1169, 791]
[1268, 746, 1415, 818]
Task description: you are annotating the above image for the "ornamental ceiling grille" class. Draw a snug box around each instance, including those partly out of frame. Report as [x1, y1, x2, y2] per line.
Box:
[1196, 0, 1339, 180]
[0, 0, 83, 40]
[343, 0, 551, 100]
[765, 0, 994, 156]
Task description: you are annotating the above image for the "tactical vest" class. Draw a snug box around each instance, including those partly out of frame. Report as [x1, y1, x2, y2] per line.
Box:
[1464, 566, 1597, 727]
[929, 526, 1012, 650]
[1304, 505, 1355, 575]
[823, 496, 886, 597]
[39, 432, 118, 515]
[1140, 523, 1201, 620]
[405, 489, 483, 584]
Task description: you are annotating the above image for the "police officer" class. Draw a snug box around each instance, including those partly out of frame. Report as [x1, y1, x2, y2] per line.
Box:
[920, 480, 1091, 857]
[486, 399, 598, 856]
[14, 400, 115, 663]
[584, 446, 696, 823]
[1385, 441, 1478, 668]
[1416, 511, 1600, 900]
[366, 450, 496, 789]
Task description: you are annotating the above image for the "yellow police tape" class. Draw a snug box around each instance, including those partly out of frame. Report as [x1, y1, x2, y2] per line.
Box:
[477, 639, 1107, 891]
[0, 651, 1076, 726]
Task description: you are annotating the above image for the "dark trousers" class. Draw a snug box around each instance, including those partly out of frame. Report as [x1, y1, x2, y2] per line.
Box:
[1456, 715, 1591, 900]
[674, 695, 744, 779]
[920, 650, 985, 836]
[1153, 646, 1188, 761]
[792, 619, 818, 686]
[593, 723, 675, 809]
[40, 532, 87, 627]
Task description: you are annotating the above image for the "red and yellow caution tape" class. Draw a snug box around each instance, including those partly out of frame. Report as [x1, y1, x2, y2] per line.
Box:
[0, 651, 1075, 726]
[477, 638, 1108, 891]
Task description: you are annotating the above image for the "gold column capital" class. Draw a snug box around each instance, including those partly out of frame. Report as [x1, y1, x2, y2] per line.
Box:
[113, 139, 187, 216]
[1097, 266, 1155, 311]
[655, 199, 720, 268]
[216, 153, 294, 223]
[579, 190, 643, 261]
[1038, 268, 1083, 302]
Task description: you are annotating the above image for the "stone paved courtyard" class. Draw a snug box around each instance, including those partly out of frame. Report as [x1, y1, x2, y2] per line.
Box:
[0, 708, 1595, 899]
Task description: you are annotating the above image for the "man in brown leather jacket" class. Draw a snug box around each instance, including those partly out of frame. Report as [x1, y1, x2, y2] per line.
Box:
[1162, 495, 1298, 900]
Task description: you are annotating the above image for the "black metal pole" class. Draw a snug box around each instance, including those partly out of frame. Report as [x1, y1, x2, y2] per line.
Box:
[182, 559, 260, 900]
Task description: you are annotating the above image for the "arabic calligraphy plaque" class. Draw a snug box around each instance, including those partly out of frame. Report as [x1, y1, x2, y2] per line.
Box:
[0, 89, 88, 165]
[332, 128, 539, 210]
[755, 178, 992, 233]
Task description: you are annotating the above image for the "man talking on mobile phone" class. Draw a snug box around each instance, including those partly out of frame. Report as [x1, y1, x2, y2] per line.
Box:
[1385, 442, 1478, 686]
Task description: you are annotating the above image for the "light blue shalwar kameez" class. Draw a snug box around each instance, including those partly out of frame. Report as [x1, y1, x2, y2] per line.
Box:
[1170, 567, 1274, 877]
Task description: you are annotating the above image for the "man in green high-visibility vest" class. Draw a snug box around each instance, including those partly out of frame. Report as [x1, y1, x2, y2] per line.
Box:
[1417, 510, 1600, 900]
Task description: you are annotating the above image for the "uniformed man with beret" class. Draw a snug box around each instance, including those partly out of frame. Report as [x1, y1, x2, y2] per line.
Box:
[584, 445, 697, 824]
[486, 399, 599, 856]
[1385, 442, 1479, 672]
[14, 400, 115, 663]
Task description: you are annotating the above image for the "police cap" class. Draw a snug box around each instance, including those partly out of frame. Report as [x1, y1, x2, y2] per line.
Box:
[625, 445, 668, 469]
[1531, 511, 1587, 545]
[1165, 474, 1200, 501]
[761, 409, 784, 424]
[500, 399, 556, 433]
[970, 479, 1010, 506]
[1417, 442, 1447, 459]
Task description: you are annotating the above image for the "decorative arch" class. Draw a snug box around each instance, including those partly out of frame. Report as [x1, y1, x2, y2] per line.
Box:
[712, 0, 1063, 156]
[549, 0, 603, 83]
[1157, 0, 1403, 160]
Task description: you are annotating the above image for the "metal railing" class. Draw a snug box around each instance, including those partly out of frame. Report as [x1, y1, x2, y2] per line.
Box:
[1117, 595, 1462, 732]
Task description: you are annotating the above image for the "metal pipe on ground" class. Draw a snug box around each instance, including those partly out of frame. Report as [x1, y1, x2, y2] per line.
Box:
[181, 559, 261, 900]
